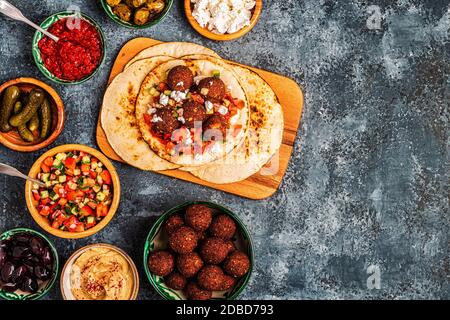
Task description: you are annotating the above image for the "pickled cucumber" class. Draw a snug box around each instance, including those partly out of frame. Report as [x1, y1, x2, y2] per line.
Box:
[18, 124, 35, 142]
[9, 88, 45, 127]
[0, 85, 21, 132]
[13, 100, 35, 142]
[13, 101, 22, 114]
[28, 113, 40, 132]
[39, 98, 52, 140]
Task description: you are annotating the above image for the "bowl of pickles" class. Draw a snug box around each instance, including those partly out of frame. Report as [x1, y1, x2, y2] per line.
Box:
[101, 0, 173, 29]
[0, 78, 65, 152]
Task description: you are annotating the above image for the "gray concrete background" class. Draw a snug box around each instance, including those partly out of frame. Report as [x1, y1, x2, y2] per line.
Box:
[0, 0, 449, 300]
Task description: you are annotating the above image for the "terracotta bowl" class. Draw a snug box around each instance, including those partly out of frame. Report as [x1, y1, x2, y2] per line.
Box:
[25, 144, 121, 239]
[0, 78, 65, 152]
[60, 244, 139, 300]
[184, 0, 262, 41]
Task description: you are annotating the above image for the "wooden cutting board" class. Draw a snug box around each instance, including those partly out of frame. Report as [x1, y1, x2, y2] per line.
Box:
[96, 37, 303, 200]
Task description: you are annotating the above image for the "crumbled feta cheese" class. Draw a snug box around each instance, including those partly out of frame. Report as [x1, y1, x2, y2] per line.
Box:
[170, 90, 187, 102]
[205, 101, 214, 112]
[191, 0, 256, 34]
[151, 115, 163, 123]
[148, 107, 157, 114]
[176, 81, 184, 87]
[159, 94, 169, 106]
[230, 109, 240, 124]
[178, 116, 186, 124]
[217, 105, 228, 115]
[194, 153, 203, 161]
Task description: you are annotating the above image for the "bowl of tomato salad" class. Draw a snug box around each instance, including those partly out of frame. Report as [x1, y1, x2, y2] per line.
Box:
[25, 144, 120, 239]
[32, 11, 106, 85]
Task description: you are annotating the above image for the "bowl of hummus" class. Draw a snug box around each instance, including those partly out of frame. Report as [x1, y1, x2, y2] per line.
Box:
[60, 244, 139, 300]
[184, 0, 263, 41]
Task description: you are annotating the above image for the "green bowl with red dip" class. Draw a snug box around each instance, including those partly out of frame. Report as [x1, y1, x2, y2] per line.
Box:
[32, 11, 106, 85]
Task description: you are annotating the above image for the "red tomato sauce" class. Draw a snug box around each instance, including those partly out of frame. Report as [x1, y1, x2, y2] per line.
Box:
[38, 18, 102, 81]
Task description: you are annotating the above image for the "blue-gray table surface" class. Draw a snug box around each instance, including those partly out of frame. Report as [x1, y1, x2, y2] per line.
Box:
[0, 0, 449, 300]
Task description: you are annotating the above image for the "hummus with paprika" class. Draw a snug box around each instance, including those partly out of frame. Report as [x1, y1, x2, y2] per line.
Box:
[70, 247, 134, 300]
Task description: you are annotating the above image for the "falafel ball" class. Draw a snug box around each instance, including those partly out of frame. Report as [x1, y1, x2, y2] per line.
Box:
[223, 251, 250, 278]
[151, 107, 180, 136]
[185, 205, 213, 232]
[164, 214, 185, 235]
[199, 237, 229, 264]
[203, 115, 229, 141]
[177, 252, 204, 278]
[165, 272, 187, 290]
[184, 281, 212, 300]
[198, 77, 226, 102]
[148, 251, 175, 277]
[209, 214, 237, 239]
[197, 265, 225, 291]
[168, 226, 198, 254]
[167, 66, 194, 92]
[220, 275, 236, 291]
[182, 100, 207, 129]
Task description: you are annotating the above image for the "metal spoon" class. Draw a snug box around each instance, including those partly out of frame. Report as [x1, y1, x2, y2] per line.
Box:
[0, 163, 46, 187]
[0, 0, 59, 42]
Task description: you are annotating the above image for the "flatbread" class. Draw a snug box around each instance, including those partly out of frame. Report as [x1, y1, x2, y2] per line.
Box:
[135, 59, 249, 167]
[187, 64, 284, 184]
[101, 56, 180, 171]
[125, 42, 220, 69]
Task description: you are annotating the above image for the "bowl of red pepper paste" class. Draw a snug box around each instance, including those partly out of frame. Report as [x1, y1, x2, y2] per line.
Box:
[32, 11, 106, 85]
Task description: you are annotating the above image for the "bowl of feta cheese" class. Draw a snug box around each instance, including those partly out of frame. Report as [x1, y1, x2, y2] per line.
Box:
[185, 0, 262, 41]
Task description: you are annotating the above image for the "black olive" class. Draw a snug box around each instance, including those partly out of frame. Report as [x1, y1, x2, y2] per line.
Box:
[41, 247, 53, 265]
[12, 246, 30, 259]
[1, 282, 18, 292]
[24, 254, 40, 266]
[1, 262, 15, 283]
[20, 277, 38, 293]
[11, 265, 28, 283]
[34, 266, 50, 280]
[0, 247, 6, 268]
[14, 233, 32, 244]
[30, 237, 44, 256]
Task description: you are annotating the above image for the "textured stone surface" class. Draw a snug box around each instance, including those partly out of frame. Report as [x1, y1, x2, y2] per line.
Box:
[0, 0, 449, 300]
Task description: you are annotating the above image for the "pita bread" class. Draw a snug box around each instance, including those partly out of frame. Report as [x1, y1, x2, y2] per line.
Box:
[125, 42, 220, 69]
[101, 56, 180, 171]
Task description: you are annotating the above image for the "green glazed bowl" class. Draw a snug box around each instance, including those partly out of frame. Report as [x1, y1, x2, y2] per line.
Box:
[0, 228, 59, 300]
[32, 11, 106, 85]
[143, 201, 254, 300]
[100, 0, 174, 29]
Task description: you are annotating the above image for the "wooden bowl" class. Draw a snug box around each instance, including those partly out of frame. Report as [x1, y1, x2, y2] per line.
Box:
[184, 0, 262, 41]
[25, 144, 121, 239]
[60, 243, 139, 300]
[0, 78, 65, 152]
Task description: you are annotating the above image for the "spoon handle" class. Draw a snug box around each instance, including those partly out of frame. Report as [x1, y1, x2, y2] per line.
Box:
[0, 163, 46, 187]
[0, 0, 59, 42]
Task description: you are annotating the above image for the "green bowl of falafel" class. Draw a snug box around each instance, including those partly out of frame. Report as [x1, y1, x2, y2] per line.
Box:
[101, 0, 173, 29]
[143, 201, 254, 300]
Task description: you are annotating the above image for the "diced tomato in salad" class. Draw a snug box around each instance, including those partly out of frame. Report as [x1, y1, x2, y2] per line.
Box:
[33, 151, 113, 233]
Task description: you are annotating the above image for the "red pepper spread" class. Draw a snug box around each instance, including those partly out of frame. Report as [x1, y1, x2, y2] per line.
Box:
[38, 18, 102, 81]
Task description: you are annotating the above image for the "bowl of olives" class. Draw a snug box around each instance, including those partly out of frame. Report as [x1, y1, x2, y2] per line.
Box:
[0, 228, 59, 300]
[101, 0, 173, 29]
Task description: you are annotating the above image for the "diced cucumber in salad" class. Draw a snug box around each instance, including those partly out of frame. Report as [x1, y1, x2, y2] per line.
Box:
[33, 150, 113, 233]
